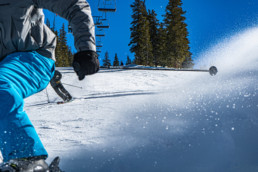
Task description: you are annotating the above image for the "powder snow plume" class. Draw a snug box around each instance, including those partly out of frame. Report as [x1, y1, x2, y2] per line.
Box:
[196, 27, 258, 75]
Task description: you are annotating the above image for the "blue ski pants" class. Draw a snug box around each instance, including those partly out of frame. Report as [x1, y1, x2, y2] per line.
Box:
[0, 51, 55, 162]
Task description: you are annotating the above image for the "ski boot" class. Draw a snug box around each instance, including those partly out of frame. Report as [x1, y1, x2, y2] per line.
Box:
[0, 156, 63, 172]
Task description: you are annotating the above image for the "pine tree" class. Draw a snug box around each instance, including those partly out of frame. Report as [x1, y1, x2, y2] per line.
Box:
[103, 51, 111, 67]
[55, 32, 61, 66]
[68, 47, 74, 66]
[156, 23, 168, 67]
[148, 9, 160, 67]
[120, 61, 124, 66]
[113, 53, 119, 66]
[56, 24, 70, 67]
[126, 56, 132, 65]
[164, 0, 192, 68]
[129, 0, 153, 66]
[52, 15, 56, 31]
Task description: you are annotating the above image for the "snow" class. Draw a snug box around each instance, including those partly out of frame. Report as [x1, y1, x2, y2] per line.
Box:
[1, 27, 258, 171]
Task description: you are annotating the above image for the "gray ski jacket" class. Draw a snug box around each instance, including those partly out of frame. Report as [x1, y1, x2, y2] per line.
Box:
[0, 0, 96, 61]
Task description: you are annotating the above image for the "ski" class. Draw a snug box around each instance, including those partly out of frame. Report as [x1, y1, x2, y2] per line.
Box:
[28, 99, 75, 107]
[56, 98, 75, 105]
[57, 100, 73, 105]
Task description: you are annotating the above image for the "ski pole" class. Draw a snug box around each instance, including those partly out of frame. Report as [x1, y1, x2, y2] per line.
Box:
[46, 87, 50, 103]
[105, 66, 218, 76]
[62, 83, 83, 89]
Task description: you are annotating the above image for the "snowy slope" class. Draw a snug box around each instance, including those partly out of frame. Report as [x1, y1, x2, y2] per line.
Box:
[2, 27, 258, 172]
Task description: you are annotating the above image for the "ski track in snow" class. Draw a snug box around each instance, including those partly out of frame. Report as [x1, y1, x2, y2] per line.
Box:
[1, 27, 258, 171]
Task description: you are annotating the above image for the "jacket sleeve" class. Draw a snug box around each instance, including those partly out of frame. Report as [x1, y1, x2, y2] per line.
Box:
[32, 0, 96, 52]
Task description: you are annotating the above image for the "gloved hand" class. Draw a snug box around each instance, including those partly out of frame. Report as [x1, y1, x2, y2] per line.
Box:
[73, 50, 100, 80]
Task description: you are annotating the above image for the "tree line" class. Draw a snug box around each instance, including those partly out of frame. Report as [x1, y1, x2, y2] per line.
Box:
[129, 0, 194, 68]
[102, 51, 133, 67]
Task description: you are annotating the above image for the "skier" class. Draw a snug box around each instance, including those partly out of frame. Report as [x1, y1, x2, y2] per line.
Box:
[50, 70, 73, 103]
[0, 0, 99, 171]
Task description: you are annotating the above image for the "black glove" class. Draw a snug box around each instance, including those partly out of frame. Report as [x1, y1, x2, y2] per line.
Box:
[73, 51, 100, 80]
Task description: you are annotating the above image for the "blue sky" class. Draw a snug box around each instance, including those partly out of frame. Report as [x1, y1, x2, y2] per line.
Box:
[44, 0, 258, 66]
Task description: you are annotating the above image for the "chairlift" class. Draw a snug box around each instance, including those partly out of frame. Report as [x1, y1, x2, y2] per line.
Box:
[96, 33, 105, 37]
[96, 38, 102, 44]
[95, 14, 110, 29]
[96, 19, 110, 29]
[96, 38, 103, 48]
[98, 0, 116, 12]
[96, 29, 105, 37]
[97, 43, 102, 49]
[93, 16, 102, 26]
[97, 39, 102, 44]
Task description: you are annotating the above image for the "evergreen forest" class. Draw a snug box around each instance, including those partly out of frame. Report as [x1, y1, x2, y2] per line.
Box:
[129, 0, 194, 68]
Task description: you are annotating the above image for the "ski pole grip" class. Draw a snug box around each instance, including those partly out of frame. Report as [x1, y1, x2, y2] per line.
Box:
[73, 61, 81, 72]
